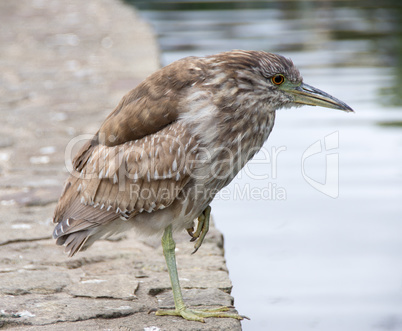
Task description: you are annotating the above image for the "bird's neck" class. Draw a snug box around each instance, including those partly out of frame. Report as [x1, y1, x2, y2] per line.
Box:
[179, 89, 276, 181]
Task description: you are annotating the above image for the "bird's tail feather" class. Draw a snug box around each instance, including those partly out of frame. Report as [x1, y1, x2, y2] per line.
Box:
[61, 231, 90, 257]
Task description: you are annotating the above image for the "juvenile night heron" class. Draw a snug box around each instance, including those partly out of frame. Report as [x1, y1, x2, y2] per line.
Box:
[53, 50, 353, 322]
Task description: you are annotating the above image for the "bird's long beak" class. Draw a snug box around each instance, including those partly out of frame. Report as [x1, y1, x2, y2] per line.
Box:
[289, 83, 354, 112]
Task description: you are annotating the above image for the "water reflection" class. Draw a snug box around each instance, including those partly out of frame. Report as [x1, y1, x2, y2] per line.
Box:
[127, 0, 402, 107]
[124, 1, 402, 330]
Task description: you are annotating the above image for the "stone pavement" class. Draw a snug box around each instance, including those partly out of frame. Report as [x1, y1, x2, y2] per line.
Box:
[0, 0, 242, 330]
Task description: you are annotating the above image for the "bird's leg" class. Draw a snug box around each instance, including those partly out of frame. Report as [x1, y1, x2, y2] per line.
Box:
[187, 205, 211, 254]
[155, 224, 245, 322]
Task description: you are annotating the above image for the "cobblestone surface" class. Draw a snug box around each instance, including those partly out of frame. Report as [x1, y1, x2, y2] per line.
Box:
[0, 0, 242, 329]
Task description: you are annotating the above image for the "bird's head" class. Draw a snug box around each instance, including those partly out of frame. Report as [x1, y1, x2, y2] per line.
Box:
[209, 50, 354, 113]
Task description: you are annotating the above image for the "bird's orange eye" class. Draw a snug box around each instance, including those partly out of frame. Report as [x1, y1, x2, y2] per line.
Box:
[271, 74, 285, 85]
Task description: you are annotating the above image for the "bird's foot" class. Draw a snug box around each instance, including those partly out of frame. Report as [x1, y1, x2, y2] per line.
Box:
[186, 205, 211, 254]
[154, 306, 246, 322]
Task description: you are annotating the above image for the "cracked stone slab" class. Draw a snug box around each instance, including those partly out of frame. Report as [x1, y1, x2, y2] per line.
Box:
[7, 312, 242, 331]
[66, 274, 139, 300]
[0, 204, 55, 243]
[156, 288, 235, 308]
[0, 186, 61, 207]
[0, 293, 144, 326]
[0, 270, 70, 295]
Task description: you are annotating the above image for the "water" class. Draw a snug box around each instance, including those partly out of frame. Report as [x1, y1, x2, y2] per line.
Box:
[126, 1, 402, 330]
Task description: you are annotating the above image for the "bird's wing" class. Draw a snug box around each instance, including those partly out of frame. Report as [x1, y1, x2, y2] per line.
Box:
[94, 55, 206, 147]
[72, 55, 207, 171]
[53, 56, 208, 256]
[53, 121, 199, 256]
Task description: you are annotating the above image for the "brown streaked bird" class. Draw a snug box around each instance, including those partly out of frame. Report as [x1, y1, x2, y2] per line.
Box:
[53, 50, 353, 322]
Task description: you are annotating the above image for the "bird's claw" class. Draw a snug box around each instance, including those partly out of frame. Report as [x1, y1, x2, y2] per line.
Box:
[155, 306, 245, 322]
[186, 226, 195, 238]
[187, 206, 211, 254]
[186, 226, 200, 242]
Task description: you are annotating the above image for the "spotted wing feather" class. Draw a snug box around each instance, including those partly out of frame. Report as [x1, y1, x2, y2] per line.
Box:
[53, 122, 199, 256]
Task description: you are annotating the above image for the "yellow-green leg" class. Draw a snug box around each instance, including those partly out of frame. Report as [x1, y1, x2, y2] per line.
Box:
[155, 224, 245, 322]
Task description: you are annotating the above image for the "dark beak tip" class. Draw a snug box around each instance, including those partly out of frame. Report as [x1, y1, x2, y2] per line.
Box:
[342, 105, 355, 113]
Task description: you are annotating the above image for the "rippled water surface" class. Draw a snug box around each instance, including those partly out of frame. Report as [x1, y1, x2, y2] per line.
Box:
[126, 1, 402, 330]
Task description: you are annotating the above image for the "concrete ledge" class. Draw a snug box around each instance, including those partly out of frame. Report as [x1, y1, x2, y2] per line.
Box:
[0, 0, 241, 330]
